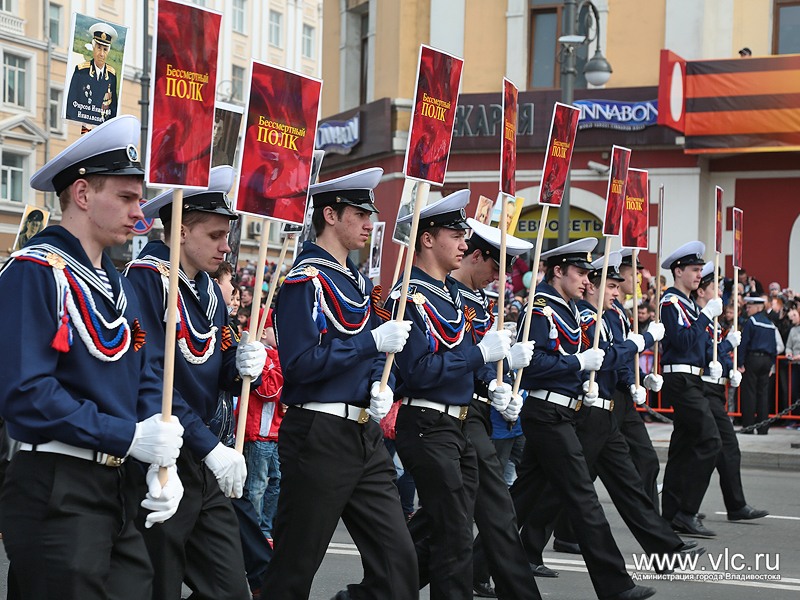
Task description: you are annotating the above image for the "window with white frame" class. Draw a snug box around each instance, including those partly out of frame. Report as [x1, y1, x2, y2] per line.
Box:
[232, 65, 245, 102]
[302, 24, 314, 59]
[48, 3, 62, 46]
[233, 0, 246, 34]
[49, 88, 64, 132]
[3, 52, 28, 108]
[269, 10, 282, 48]
[0, 0, 14, 13]
[1, 151, 25, 203]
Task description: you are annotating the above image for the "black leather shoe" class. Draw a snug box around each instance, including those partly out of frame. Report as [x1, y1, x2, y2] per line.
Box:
[530, 563, 559, 577]
[655, 544, 705, 574]
[553, 538, 581, 554]
[696, 512, 706, 520]
[728, 504, 769, 521]
[679, 539, 698, 550]
[604, 585, 657, 600]
[330, 591, 351, 600]
[671, 511, 716, 538]
[473, 581, 497, 598]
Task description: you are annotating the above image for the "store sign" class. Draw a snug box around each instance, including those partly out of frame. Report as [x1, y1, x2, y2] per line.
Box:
[315, 112, 360, 154]
[454, 102, 535, 138]
[515, 206, 603, 240]
[574, 99, 658, 131]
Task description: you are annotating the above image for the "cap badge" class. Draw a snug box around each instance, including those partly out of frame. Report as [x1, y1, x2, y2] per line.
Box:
[459, 208, 467, 219]
[45, 252, 66, 270]
[126, 144, 139, 162]
[302, 266, 319, 278]
[587, 252, 592, 262]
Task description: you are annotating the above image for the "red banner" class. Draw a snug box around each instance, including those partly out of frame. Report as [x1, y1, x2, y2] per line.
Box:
[538, 102, 580, 206]
[500, 78, 518, 197]
[147, 0, 220, 188]
[404, 45, 463, 186]
[733, 207, 743, 268]
[235, 62, 322, 225]
[602, 145, 631, 236]
[715, 186, 723, 254]
[621, 168, 649, 249]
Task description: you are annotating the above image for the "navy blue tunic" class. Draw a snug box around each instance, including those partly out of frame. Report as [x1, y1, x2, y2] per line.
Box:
[659, 286, 713, 368]
[738, 311, 778, 367]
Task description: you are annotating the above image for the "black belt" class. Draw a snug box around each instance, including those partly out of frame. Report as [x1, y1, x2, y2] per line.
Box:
[749, 351, 774, 357]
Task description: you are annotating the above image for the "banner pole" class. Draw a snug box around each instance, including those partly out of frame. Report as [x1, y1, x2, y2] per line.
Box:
[235, 220, 271, 454]
[587, 243, 612, 391]
[159, 189, 184, 484]
[512, 204, 549, 396]
[391, 244, 406, 290]
[379, 182, 430, 390]
[496, 198, 508, 382]
[652, 185, 664, 375]
[733, 266, 740, 368]
[713, 251, 721, 363]
[632, 248, 641, 387]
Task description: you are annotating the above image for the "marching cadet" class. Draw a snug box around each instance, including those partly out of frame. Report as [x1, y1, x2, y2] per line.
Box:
[738, 295, 783, 435]
[659, 241, 731, 537]
[510, 239, 656, 600]
[125, 166, 267, 599]
[537, 253, 700, 571]
[66, 22, 119, 124]
[262, 168, 418, 600]
[385, 191, 513, 600]
[0, 116, 184, 599]
[694, 263, 768, 520]
[443, 217, 540, 600]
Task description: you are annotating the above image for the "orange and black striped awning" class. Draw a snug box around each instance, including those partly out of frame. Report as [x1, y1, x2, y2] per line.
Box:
[684, 54, 800, 154]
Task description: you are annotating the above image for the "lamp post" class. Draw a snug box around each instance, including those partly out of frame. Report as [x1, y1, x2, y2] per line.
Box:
[556, 0, 613, 246]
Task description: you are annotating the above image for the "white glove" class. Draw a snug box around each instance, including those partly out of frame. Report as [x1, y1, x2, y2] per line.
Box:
[477, 329, 512, 363]
[367, 382, 394, 421]
[647, 322, 665, 342]
[582, 379, 598, 406]
[204, 442, 247, 498]
[630, 384, 647, 406]
[643, 373, 663, 392]
[726, 330, 742, 348]
[707, 360, 723, 380]
[729, 369, 742, 388]
[626, 333, 645, 353]
[577, 348, 605, 372]
[488, 379, 512, 412]
[701, 297, 723, 320]
[501, 393, 522, 422]
[236, 331, 267, 379]
[371, 320, 412, 353]
[141, 464, 184, 528]
[508, 341, 535, 370]
[127, 414, 184, 467]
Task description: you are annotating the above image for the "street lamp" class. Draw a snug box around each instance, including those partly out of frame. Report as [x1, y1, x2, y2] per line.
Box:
[556, 0, 612, 246]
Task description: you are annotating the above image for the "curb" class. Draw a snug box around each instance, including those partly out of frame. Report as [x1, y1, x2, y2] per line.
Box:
[651, 443, 800, 471]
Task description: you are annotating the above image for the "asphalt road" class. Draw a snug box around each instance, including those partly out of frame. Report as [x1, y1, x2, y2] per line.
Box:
[1, 467, 797, 599]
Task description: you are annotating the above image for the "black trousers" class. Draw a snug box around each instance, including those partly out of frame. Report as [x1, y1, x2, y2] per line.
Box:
[543, 406, 683, 558]
[741, 354, 773, 433]
[262, 407, 418, 600]
[396, 404, 478, 600]
[705, 382, 748, 512]
[613, 387, 661, 511]
[661, 373, 722, 519]
[137, 447, 250, 600]
[510, 399, 634, 599]
[460, 402, 541, 600]
[231, 497, 272, 593]
[1, 452, 152, 600]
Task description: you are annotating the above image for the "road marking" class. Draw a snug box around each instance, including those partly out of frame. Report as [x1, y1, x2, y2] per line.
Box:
[713, 511, 800, 521]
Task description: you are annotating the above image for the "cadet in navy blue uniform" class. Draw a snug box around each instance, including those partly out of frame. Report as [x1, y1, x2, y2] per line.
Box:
[510, 239, 656, 600]
[738, 296, 782, 434]
[0, 116, 184, 599]
[386, 192, 513, 600]
[694, 263, 768, 521]
[126, 166, 267, 600]
[262, 168, 418, 600]
[538, 253, 699, 570]
[659, 241, 725, 537]
[445, 217, 539, 600]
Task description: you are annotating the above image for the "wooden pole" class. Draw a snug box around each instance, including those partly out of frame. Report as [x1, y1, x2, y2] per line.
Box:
[379, 182, 431, 390]
[496, 197, 508, 381]
[652, 185, 665, 375]
[391, 244, 406, 289]
[234, 220, 271, 454]
[632, 248, 640, 387]
[253, 234, 293, 341]
[733, 266, 740, 368]
[587, 243, 612, 391]
[512, 204, 549, 396]
[159, 189, 184, 484]
[712, 252, 721, 363]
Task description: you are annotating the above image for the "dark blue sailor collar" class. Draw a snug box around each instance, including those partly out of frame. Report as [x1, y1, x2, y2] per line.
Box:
[294, 241, 367, 295]
[136, 240, 216, 312]
[533, 281, 579, 316]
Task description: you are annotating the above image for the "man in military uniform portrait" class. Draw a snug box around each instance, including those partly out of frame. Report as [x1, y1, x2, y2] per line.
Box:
[66, 21, 120, 125]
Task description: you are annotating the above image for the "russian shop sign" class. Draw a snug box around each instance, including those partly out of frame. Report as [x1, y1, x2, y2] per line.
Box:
[574, 99, 658, 131]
